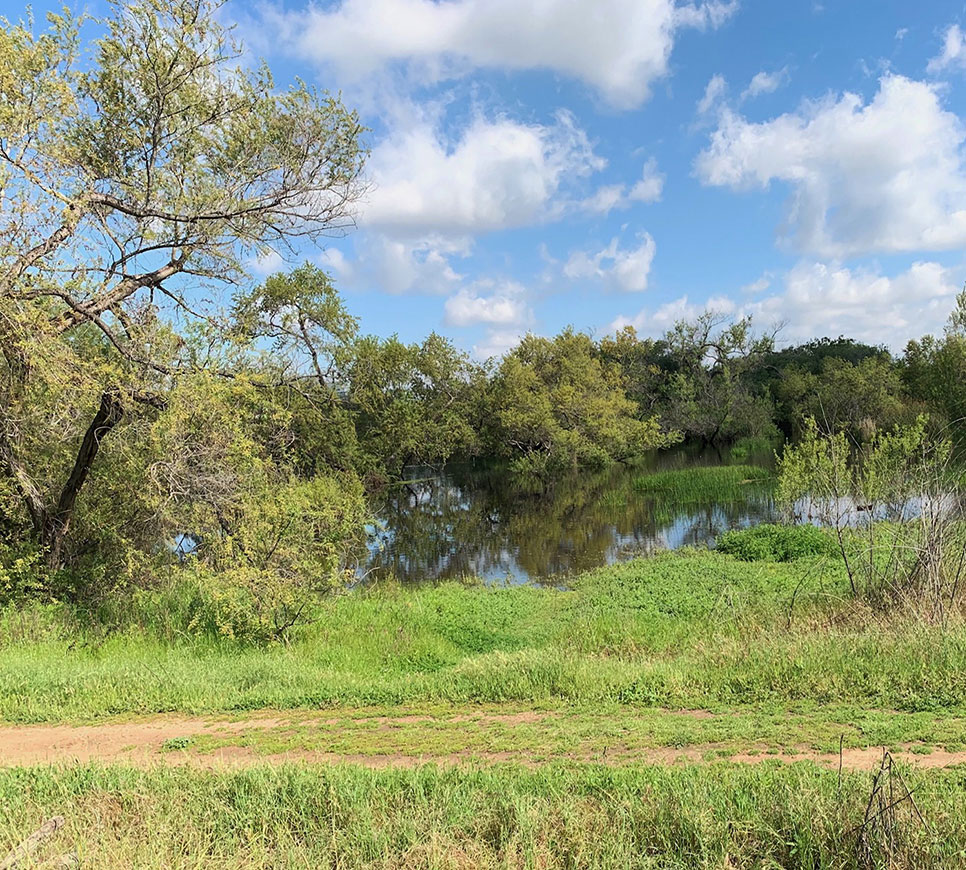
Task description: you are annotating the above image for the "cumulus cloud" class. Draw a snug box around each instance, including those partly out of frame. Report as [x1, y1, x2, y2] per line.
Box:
[741, 67, 788, 100]
[564, 233, 657, 292]
[746, 260, 961, 348]
[262, 0, 738, 108]
[320, 234, 468, 295]
[580, 159, 664, 215]
[444, 280, 531, 327]
[928, 24, 966, 73]
[611, 260, 961, 350]
[364, 110, 603, 235]
[695, 75, 966, 256]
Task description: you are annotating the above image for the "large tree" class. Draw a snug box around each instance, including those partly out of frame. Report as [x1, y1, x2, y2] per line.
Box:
[0, 0, 366, 568]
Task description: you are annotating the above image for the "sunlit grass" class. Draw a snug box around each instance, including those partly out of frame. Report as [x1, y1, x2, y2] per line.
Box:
[0, 762, 961, 868]
[4, 550, 966, 722]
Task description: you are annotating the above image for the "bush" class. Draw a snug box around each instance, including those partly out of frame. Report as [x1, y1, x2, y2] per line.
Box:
[716, 523, 836, 562]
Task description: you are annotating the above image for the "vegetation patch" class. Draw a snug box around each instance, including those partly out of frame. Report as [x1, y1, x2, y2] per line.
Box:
[716, 523, 836, 562]
[0, 762, 962, 868]
[633, 464, 774, 503]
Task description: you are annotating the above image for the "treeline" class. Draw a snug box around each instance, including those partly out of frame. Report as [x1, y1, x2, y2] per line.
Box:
[1, 0, 964, 626]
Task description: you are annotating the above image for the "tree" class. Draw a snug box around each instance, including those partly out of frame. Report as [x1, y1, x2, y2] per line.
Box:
[772, 356, 906, 441]
[487, 329, 675, 473]
[0, 0, 366, 570]
[902, 290, 966, 437]
[345, 332, 485, 482]
[660, 311, 776, 445]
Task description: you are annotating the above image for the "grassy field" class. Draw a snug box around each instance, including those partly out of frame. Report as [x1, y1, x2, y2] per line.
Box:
[5, 540, 966, 866]
[4, 762, 966, 868]
[3, 549, 966, 722]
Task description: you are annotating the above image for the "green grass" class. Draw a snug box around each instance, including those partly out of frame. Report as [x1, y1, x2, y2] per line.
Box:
[0, 762, 963, 868]
[716, 523, 837, 561]
[6, 545, 966, 866]
[633, 464, 774, 503]
[174, 703, 966, 760]
[3, 549, 966, 723]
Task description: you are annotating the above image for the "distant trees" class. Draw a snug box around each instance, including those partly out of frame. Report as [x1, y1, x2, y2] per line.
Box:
[902, 290, 966, 433]
[487, 329, 676, 474]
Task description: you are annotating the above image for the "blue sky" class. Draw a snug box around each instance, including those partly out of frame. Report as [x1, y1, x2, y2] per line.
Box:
[13, 0, 966, 356]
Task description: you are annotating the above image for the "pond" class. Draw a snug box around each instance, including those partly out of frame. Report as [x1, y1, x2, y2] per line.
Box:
[362, 444, 779, 584]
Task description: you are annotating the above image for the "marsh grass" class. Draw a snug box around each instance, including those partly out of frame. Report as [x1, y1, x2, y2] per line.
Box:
[0, 762, 960, 868]
[633, 464, 774, 503]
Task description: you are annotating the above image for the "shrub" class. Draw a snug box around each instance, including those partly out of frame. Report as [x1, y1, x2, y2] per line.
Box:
[716, 524, 835, 562]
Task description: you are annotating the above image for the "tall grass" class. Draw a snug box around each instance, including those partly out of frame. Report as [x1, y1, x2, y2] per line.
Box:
[0, 762, 959, 868]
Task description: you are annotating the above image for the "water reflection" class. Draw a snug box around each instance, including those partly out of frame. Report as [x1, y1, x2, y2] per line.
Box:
[363, 446, 778, 584]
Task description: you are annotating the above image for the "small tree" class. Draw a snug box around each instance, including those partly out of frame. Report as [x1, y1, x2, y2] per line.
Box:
[487, 329, 676, 473]
[778, 417, 964, 621]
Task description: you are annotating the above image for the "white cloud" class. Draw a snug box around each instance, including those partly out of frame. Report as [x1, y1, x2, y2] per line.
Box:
[928, 24, 966, 73]
[444, 279, 531, 327]
[747, 260, 960, 348]
[740, 273, 772, 294]
[674, 1, 739, 30]
[741, 68, 788, 101]
[564, 233, 657, 292]
[472, 328, 527, 360]
[611, 293, 735, 335]
[365, 110, 604, 235]
[611, 260, 961, 350]
[580, 159, 664, 215]
[582, 184, 627, 216]
[697, 73, 728, 115]
[695, 75, 966, 257]
[321, 234, 468, 295]
[264, 0, 738, 109]
[629, 158, 666, 203]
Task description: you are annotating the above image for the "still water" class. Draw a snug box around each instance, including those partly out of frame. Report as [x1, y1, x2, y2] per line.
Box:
[362, 446, 778, 584]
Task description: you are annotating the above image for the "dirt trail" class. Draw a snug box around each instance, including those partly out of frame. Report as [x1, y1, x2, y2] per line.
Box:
[2, 711, 966, 771]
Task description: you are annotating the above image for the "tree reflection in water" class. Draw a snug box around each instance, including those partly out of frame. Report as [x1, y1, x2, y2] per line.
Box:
[362, 446, 777, 584]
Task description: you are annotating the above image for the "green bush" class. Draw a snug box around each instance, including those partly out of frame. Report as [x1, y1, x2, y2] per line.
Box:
[716, 523, 836, 562]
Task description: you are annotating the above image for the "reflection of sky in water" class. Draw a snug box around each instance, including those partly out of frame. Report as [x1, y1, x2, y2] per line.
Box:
[362, 447, 781, 584]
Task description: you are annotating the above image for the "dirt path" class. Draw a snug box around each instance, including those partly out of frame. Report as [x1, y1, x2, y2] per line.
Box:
[3, 708, 966, 772]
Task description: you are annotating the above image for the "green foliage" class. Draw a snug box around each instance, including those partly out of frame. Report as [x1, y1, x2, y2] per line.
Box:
[728, 434, 782, 461]
[346, 332, 484, 481]
[488, 329, 676, 472]
[773, 355, 907, 441]
[716, 523, 836, 562]
[778, 417, 964, 615]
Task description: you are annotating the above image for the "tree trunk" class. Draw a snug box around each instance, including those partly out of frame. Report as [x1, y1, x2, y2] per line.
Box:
[42, 391, 125, 571]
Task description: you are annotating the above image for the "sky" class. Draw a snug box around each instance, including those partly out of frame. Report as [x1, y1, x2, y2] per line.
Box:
[13, 0, 966, 357]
